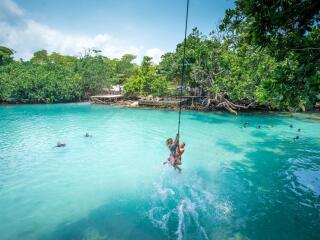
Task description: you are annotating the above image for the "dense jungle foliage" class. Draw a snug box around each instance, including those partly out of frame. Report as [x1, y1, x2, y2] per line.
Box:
[0, 0, 319, 111]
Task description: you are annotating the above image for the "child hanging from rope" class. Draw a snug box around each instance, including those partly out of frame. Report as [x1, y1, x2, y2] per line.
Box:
[175, 142, 186, 166]
[163, 134, 185, 170]
[164, 133, 179, 165]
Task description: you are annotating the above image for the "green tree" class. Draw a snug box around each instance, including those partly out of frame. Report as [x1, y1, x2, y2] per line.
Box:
[48, 52, 77, 66]
[31, 50, 49, 64]
[76, 55, 114, 96]
[220, 0, 320, 49]
[0, 61, 82, 103]
[219, 0, 320, 110]
[0, 48, 137, 103]
[125, 56, 168, 96]
[113, 54, 136, 85]
[0, 46, 14, 65]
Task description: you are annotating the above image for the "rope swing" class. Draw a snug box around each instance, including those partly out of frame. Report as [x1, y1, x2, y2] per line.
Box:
[177, 0, 190, 135]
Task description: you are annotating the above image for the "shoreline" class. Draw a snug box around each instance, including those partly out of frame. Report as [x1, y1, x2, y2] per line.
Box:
[108, 101, 320, 121]
[1, 100, 320, 121]
[1, 100, 320, 114]
[90, 99, 320, 115]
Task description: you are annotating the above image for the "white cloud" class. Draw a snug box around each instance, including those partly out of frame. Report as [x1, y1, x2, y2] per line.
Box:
[146, 48, 165, 64]
[0, 0, 164, 64]
[0, 0, 23, 20]
[0, 18, 143, 60]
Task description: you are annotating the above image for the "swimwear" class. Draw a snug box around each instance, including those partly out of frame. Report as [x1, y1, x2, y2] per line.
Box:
[169, 145, 177, 154]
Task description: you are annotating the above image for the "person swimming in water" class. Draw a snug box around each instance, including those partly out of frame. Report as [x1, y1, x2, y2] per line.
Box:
[84, 133, 92, 137]
[55, 142, 66, 147]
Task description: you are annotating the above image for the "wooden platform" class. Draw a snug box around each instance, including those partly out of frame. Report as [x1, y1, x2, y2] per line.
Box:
[91, 95, 201, 106]
[90, 95, 124, 104]
[138, 99, 187, 107]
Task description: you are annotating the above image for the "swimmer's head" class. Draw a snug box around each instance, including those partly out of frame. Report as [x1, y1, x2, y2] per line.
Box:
[166, 138, 173, 146]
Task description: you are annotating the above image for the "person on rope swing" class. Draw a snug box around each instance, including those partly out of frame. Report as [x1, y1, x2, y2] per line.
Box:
[164, 133, 179, 165]
[163, 133, 185, 171]
[175, 142, 186, 166]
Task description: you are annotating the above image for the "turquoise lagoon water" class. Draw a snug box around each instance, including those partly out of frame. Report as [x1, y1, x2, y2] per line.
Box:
[0, 103, 319, 240]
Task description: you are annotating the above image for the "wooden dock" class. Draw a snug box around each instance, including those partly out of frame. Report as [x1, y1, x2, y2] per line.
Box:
[90, 94, 124, 104]
[138, 98, 187, 107]
[90, 94, 202, 107]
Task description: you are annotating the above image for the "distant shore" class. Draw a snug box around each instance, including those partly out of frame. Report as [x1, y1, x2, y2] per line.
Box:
[89, 98, 320, 117]
[1, 100, 320, 118]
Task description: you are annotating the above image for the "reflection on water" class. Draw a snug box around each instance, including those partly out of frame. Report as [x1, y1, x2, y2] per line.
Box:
[0, 104, 319, 240]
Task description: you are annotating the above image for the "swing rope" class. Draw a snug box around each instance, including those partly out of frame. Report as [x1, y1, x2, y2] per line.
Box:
[177, 0, 190, 135]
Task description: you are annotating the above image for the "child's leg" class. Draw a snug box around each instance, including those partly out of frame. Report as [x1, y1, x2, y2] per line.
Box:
[169, 156, 175, 165]
[174, 165, 182, 173]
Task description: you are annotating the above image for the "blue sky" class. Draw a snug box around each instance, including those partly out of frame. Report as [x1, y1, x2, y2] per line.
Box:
[1, 0, 234, 63]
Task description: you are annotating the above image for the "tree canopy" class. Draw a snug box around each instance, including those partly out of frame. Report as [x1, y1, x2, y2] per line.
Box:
[0, 49, 136, 103]
[220, 0, 320, 50]
[0, 46, 14, 65]
[0, 0, 319, 111]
